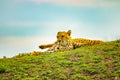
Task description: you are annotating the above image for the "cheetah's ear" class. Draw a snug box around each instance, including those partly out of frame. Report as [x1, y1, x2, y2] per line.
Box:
[57, 32, 60, 35]
[67, 30, 71, 36]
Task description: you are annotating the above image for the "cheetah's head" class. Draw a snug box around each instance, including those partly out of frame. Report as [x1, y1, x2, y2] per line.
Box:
[56, 30, 72, 46]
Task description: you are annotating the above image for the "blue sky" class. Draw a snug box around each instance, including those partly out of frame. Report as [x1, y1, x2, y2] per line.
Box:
[0, 0, 120, 58]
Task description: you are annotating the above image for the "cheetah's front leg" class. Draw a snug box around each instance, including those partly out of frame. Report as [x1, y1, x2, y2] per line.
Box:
[39, 43, 56, 49]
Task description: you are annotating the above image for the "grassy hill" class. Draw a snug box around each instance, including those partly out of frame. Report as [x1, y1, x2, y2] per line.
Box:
[0, 40, 120, 80]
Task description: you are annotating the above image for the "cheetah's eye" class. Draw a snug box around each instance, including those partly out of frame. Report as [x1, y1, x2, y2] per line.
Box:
[61, 35, 64, 38]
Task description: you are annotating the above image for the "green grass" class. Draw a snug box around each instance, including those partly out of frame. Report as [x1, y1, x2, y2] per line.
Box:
[0, 40, 120, 80]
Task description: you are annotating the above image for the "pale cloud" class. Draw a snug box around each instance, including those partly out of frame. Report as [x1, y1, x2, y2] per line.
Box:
[105, 18, 120, 41]
[0, 36, 56, 58]
[0, 36, 56, 48]
[16, 0, 120, 7]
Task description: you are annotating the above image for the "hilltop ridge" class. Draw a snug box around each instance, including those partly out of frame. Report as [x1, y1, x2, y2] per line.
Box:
[0, 40, 120, 80]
